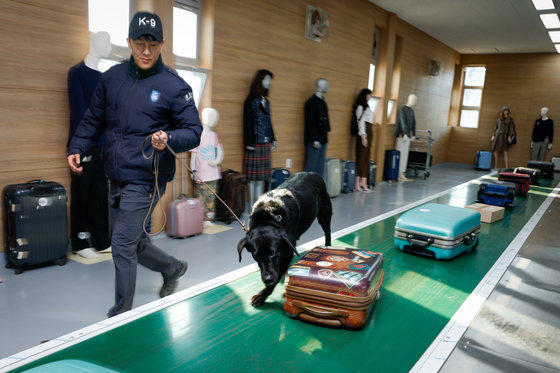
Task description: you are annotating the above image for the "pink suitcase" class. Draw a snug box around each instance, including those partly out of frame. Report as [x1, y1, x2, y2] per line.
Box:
[166, 198, 204, 238]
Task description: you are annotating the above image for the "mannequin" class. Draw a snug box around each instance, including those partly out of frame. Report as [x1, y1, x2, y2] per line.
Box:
[304, 78, 331, 177]
[190, 108, 224, 227]
[395, 93, 417, 181]
[243, 70, 276, 209]
[67, 31, 112, 258]
[491, 105, 515, 169]
[531, 107, 554, 161]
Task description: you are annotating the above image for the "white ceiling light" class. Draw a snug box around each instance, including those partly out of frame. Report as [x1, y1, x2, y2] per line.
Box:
[532, 0, 554, 10]
[549, 31, 560, 42]
[556, 44, 560, 53]
[540, 13, 560, 29]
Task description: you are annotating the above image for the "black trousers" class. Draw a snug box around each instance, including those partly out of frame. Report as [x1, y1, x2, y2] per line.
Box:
[70, 147, 111, 251]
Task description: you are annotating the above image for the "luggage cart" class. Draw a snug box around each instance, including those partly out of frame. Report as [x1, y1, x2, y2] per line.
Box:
[407, 129, 433, 179]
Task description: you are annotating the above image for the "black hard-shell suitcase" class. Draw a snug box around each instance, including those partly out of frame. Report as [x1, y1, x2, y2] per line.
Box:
[514, 167, 541, 185]
[3, 180, 68, 274]
[527, 160, 554, 179]
[216, 170, 246, 224]
[367, 161, 377, 187]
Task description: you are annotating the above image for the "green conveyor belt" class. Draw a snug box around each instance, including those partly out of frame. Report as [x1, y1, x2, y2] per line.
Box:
[13, 179, 558, 373]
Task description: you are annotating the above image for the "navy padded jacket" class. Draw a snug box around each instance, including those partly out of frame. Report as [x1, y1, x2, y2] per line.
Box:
[68, 56, 202, 185]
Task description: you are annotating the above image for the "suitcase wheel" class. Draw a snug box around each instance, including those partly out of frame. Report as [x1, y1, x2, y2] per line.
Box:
[56, 257, 67, 266]
[14, 266, 23, 275]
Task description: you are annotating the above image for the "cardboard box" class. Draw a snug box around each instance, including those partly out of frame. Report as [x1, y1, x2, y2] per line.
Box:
[466, 203, 505, 223]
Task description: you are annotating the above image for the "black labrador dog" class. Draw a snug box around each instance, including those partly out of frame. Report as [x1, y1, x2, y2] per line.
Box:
[237, 172, 332, 307]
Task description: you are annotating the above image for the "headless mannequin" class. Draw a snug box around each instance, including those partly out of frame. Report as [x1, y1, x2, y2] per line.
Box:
[395, 94, 417, 181]
[531, 107, 554, 161]
[84, 31, 111, 70]
[68, 31, 112, 259]
[246, 74, 275, 209]
[190, 108, 224, 227]
[304, 78, 331, 176]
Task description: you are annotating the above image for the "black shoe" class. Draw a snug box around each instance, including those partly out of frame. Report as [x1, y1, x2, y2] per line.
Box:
[160, 261, 188, 298]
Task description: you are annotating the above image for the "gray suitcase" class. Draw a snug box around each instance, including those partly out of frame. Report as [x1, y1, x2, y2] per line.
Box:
[323, 158, 341, 197]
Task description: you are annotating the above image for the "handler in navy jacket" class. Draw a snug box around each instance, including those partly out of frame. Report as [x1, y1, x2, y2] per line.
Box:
[68, 12, 202, 317]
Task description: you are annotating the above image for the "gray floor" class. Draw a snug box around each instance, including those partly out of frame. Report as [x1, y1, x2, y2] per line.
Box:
[0, 164, 520, 359]
[441, 189, 560, 373]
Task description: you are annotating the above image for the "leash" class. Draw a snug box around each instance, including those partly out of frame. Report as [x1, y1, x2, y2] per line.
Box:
[143, 133, 248, 234]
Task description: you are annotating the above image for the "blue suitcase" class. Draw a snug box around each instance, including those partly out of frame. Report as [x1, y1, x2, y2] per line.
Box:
[269, 168, 291, 190]
[341, 160, 356, 193]
[477, 180, 516, 209]
[475, 151, 492, 171]
[394, 203, 480, 260]
[384, 150, 400, 181]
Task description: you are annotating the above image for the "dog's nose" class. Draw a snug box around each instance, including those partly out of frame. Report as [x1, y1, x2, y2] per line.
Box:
[263, 273, 274, 284]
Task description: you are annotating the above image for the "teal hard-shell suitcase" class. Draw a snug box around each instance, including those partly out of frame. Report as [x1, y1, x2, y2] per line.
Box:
[394, 203, 481, 260]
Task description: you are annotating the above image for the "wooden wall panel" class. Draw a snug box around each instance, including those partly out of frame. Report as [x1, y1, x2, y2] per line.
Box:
[211, 0, 375, 173]
[394, 20, 460, 166]
[0, 0, 88, 251]
[448, 54, 560, 167]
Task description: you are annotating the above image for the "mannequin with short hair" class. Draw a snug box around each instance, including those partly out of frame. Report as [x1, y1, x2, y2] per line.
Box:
[531, 107, 554, 161]
[67, 31, 112, 258]
[304, 78, 331, 176]
[395, 93, 417, 181]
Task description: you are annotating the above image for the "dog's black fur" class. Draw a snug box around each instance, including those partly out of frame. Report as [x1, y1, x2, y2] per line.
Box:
[237, 172, 332, 307]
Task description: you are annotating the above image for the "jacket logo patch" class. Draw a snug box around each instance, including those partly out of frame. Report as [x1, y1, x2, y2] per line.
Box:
[185, 92, 193, 102]
[150, 90, 160, 103]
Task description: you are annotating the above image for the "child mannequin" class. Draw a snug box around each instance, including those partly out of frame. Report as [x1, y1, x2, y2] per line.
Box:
[190, 108, 224, 227]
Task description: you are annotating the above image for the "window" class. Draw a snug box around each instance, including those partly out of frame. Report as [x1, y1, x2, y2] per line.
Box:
[459, 66, 486, 128]
[173, 0, 208, 106]
[173, 4, 198, 59]
[88, 0, 130, 70]
[368, 64, 376, 91]
[88, 0, 130, 48]
[368, 28, 380, 91]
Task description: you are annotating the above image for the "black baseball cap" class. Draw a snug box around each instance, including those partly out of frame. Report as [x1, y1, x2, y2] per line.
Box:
[128, 11, 163, 42]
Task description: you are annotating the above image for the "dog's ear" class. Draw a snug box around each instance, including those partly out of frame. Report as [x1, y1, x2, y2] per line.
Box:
[237, 237, 256, 262]
[282, 236, 298, 256]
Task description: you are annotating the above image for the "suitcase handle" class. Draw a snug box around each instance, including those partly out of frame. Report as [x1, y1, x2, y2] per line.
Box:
[31, 185, 55, 196]
[293, 300, 349, 319]
[299, 313, 343, 327]
[24, 180, 55, 197]
[406, 234, 433, 249]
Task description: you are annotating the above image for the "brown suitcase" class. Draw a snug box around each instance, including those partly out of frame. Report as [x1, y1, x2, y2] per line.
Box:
[216, 170, 247, 224]
[283, 246, 384, 329]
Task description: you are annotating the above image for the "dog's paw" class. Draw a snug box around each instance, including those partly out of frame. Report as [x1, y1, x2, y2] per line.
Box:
[251, 294, 266, 307]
